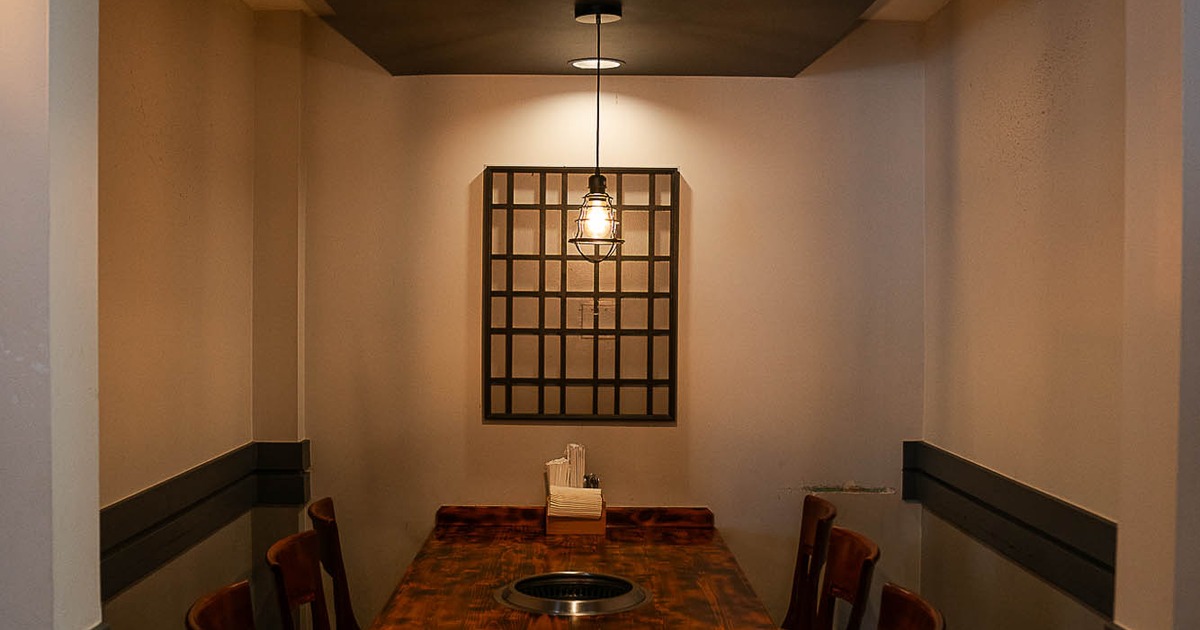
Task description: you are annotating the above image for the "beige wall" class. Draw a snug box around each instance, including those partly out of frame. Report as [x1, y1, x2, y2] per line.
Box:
[921, 0, 1126, 626]
[922, 0, 1124, 518]
[99, 0, 256, 505]
[253, 11, 306, 442]
[88, 0, 1200, 627]
[95, 1, 309, 625]
[302, 18, 926, 623]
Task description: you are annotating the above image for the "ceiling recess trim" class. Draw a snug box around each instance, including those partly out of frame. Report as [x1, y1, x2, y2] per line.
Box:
[318, 0, 878, 77]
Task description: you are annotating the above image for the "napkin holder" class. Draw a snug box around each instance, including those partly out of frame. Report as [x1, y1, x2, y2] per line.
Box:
[546, 501, 607, 535]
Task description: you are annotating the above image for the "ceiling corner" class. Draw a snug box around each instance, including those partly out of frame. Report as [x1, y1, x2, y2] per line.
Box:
[861, 0, 952, 22]
[240, 0, 332, 16]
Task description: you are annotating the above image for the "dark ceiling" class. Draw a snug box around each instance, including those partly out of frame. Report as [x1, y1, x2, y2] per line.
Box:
[320, 0, 878, 77]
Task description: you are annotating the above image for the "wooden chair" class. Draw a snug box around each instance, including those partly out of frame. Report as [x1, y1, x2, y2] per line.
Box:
[308, 497, 361, 630]
[814, 527, 881, 630]
[877, 583, 944, 630]
[781, 494, 838, 630]
[185, 579, 255, 630]
[266, 530, 332, 630]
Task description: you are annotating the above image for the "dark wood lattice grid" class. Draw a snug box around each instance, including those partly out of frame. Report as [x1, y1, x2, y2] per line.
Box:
[483, 167, 680, 421]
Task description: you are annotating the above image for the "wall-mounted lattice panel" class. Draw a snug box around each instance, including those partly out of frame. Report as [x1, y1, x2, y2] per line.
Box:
[483, 167, 680, 421]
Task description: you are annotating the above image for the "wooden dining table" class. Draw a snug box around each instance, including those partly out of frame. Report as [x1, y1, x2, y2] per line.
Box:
[370, 505, 776, 628]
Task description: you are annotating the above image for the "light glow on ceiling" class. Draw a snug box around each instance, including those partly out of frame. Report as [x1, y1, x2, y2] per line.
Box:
[570, 57, 624, 70]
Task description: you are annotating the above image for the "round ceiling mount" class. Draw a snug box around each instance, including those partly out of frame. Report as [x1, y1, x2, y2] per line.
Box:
[574, 0, 622, 23]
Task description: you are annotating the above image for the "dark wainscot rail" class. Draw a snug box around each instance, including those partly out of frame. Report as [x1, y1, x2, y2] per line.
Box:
[902, 441, 1117, 618]
[100, 440, 310, 600]
[371, 506, 774, 629]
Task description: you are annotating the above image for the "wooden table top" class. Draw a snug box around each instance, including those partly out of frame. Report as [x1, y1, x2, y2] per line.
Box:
[370, 506, 776, 629]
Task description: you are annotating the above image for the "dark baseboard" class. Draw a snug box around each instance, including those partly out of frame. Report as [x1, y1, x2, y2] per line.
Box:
[100, 440, 310, 601]
[903, 441, 1116, 619]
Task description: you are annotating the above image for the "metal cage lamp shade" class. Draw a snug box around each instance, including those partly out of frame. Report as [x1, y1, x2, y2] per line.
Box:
[572, 174, 622, 263]
[569, 0, 623, 263]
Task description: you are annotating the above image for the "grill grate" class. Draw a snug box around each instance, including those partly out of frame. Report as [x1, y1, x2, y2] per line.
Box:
[497, 571, 649, 616]
[515, 576, 633, 601]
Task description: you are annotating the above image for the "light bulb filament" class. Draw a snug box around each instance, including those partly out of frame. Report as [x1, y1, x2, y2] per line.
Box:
[582, 203, 613, 238]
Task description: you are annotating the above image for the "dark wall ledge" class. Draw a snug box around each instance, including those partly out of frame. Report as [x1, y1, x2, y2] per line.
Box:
[100, 440, 310, 601]
[902, 441, 1116, 619]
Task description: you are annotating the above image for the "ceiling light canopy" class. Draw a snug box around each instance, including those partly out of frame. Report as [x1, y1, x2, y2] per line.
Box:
[574, 1, 622, 23]
[569, 0, 623, 264]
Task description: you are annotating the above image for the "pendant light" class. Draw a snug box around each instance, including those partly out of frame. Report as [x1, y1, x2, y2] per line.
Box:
[569, 1, 624, 264]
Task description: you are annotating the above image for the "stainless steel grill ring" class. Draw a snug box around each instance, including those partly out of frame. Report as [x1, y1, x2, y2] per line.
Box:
[495, 571, 650, 617]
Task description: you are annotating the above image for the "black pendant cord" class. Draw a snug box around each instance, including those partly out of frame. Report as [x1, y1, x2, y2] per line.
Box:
[595, 15, 601, 178]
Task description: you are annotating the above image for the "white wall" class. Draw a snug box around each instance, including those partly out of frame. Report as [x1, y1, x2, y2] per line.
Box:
[1120, 0, 1182, 625]
[1174, 1, 1200, 624]
[302, 18, 926, 623]
[1, 0, 101, 627]
[0, 4, 56, 620]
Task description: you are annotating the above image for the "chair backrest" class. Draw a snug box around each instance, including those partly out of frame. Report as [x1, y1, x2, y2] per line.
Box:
[877, 583, 944, 630]
[815, 527, 881, 630]
[186, 579, 255, 630]
[266, 530, 332, 630]
[307, 497, 361, 630]
[781, 494, 838, 630]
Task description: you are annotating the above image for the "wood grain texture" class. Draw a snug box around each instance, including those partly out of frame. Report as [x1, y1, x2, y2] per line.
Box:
[545, 505, 606, 535]
[373, 507, 773, 628]
[606, 507, 715, 529]
[435, 505, 546, 528]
